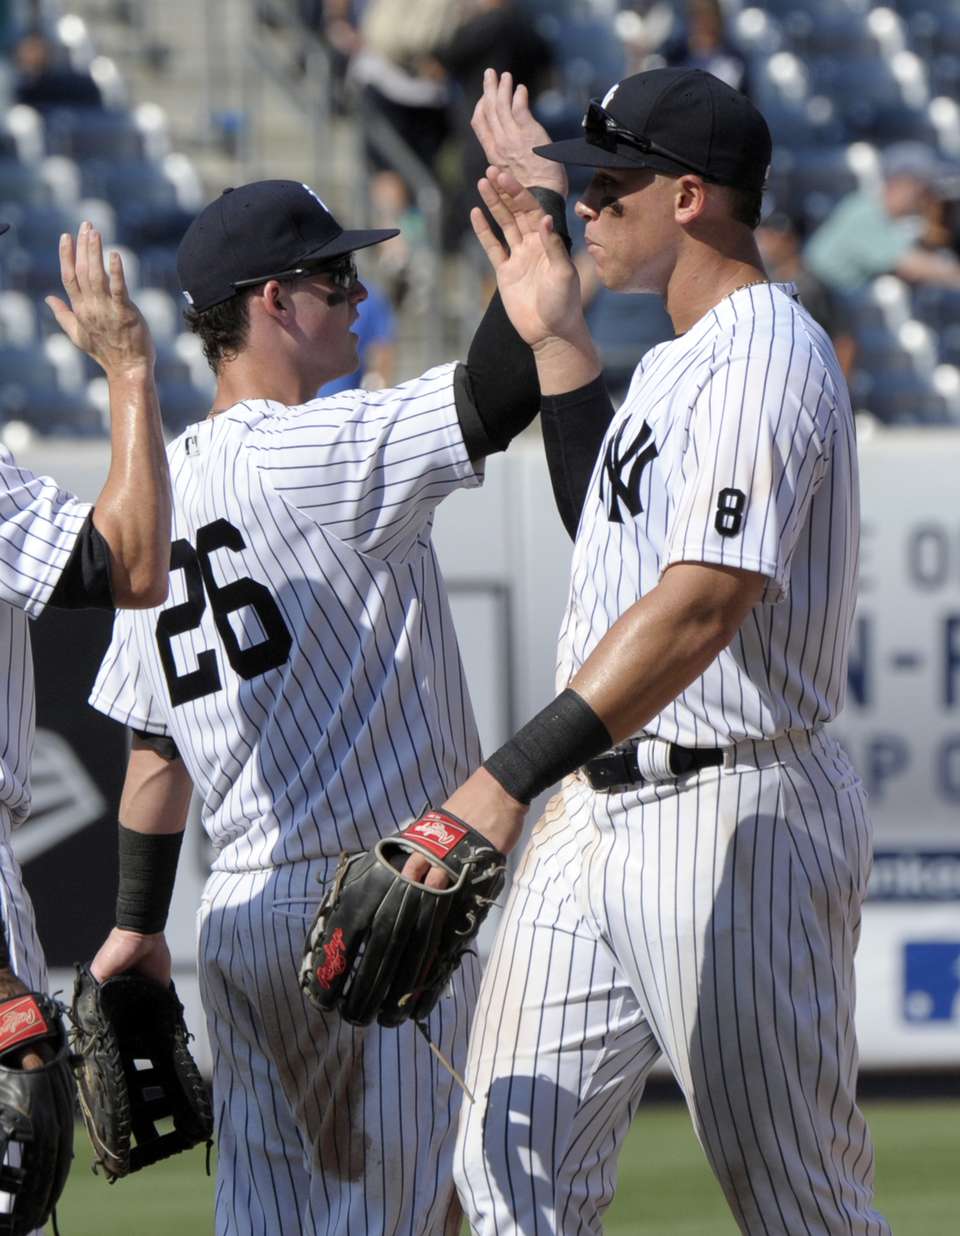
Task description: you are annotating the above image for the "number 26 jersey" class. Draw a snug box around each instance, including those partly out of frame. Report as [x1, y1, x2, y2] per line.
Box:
[89, 364, 483, 871]
[557, 282, 860, 748]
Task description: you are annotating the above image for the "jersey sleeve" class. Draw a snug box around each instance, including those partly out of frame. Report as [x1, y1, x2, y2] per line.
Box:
[0, 447, 92, 618]
[662, 325, 835, 603]
[249, 362, 483, 559]
[89, 611, 171, 735]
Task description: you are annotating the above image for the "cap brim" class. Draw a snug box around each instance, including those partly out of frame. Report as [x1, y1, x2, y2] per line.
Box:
[533, 138, 657, 170]
[302, 227, 399, 261]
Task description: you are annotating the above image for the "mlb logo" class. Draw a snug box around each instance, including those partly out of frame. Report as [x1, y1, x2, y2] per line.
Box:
[902, 942, 960, 1023]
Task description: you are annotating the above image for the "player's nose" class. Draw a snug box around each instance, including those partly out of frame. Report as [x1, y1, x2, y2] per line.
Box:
[575, 196, 598, 222]
[350, 279, 368, 305]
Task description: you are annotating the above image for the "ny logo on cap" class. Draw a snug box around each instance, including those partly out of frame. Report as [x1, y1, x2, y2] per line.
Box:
[601, 82, 620, 109]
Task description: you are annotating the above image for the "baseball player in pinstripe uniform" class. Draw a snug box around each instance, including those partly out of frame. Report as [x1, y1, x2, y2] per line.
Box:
[430, 69, 892, 1234]
[80, 179, 601, 1236]
[0, 221, 169, 1220]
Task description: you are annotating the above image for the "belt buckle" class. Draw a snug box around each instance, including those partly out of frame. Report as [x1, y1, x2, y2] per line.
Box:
[584, 746, 643, 793]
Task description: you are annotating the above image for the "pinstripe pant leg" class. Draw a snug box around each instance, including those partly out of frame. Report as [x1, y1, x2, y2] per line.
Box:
[593, 737, 890, 1236]
[201, 863, 472, 1236]
[199, 871, 313, 1236]
[0, 843, 50, 1236]
[455, 793, 660, 1236]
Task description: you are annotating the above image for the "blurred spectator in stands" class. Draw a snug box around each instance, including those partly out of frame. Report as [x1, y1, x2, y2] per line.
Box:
[317, 278, 396, 396]
[661, 0, 749, 96]
[436, 0, 553, 251]
[805, 142, 960, 294]
[13, 28, 102, 110]
[757, 210, 856, 377]
[367, 169, 430, 309]
[349, 0, 462, 189]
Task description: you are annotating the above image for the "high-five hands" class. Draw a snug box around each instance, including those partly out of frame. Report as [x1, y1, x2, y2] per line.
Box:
[470, 166, 592, 357]
[471, 68, 568, 199]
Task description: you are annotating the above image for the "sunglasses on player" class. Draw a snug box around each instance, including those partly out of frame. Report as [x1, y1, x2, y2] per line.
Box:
[233, 254, 359, 292]
[583, 99, 712, 178]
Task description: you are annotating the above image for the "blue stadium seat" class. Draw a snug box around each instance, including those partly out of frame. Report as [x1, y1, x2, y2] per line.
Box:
[0, 342, 100, 434]
[158, 380, 210, 435]
[0, 203, 71, 251]
[44, 107, 145, 162]
[0, 160, 51, 205]
[3, 247, 64, 299]
[79, 159, 178, 210]
[138, 245, 183, 295]
[856, 372, 957, 426]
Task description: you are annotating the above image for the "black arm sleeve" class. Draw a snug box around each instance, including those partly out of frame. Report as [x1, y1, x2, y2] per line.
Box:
[540, 375, 615, 540]
[47, 510, 114, 610]
[456, 187, 572, 461]
[131, 728, 181, 762]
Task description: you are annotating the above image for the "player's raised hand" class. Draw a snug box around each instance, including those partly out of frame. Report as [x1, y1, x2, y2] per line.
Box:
[472, 166, 586, 349]
[45, 221, 155, 377]
[472, 68, 568, 198]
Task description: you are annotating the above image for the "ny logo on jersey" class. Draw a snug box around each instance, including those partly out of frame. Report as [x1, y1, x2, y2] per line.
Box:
[599, 420, 659, 523]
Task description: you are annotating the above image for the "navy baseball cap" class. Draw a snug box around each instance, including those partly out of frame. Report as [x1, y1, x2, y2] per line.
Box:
[177, 180, 399, 312]
[535, 68, 772, 195]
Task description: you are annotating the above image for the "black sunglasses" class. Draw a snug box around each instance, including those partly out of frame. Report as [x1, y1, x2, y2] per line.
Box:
[583, 99, 711, 178]
[233, 254, 359, 292]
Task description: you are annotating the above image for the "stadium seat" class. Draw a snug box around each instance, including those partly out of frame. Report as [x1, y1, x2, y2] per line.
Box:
[0, 160, 52, 205]
[45, 107, 145, 161]
[79, 158, 179, 211]
[137, 288, 180, 346]
[0, 292, 37, 346]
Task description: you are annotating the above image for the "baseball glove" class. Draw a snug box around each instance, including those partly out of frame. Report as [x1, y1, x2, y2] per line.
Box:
[70, 967, 213, 1181]
[300, 809, 506, 1027]
[0, 991, 75, 1236]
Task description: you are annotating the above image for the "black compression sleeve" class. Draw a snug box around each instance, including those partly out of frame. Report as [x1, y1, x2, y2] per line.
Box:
[540, 375, 616, 540]
[456, 187, 572, 461]
[48, 510, 114, 610]
[131, 728, 181, 762]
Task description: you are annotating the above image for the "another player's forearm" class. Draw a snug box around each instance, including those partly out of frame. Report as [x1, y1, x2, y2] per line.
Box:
[92, 365, 171, 609]
[476, 564, 765, 821]
[114, 742, 193, 936]
[569, 563, 765, 743]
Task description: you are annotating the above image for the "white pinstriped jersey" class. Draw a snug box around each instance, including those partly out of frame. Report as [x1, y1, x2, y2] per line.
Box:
[0, 446, 90, 827]
[90, 363, 484, 872]
[558, 281, 859, 746]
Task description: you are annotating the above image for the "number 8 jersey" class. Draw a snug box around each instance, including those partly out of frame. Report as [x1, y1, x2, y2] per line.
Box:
[558, 281, 860, 747]
[90, 363, 483, 871]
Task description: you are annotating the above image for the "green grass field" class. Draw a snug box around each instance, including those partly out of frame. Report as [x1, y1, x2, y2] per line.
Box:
[52, 1099, 957, 1235]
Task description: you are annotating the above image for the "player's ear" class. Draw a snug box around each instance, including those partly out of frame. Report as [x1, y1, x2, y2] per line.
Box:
[673, 174, 708, 226]
[260, 279, 288, 319]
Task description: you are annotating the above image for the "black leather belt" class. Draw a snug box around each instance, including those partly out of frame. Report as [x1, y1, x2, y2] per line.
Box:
[582, 742, 724, 791]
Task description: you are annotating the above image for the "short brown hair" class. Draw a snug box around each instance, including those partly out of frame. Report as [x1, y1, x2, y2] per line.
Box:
[724, 185, 763, 230]
[183, 290, 254, 373]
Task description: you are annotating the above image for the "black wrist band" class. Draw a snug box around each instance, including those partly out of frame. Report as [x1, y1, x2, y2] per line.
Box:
[116, 824, 184, 935]
[529, 186, 573, 254]
[483, 688, 612, 804]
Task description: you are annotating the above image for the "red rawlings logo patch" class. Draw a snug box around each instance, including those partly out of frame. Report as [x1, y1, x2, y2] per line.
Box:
[401, 811, 468, 860]
[315, 928, 348, 990]
[0, 995, 48, 1054]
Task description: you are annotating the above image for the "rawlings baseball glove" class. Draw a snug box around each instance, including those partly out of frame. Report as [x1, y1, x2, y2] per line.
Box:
[70, 967, 213, 1181]
[300, 809, 506, 1027]
[0, 990, 75, 1236]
